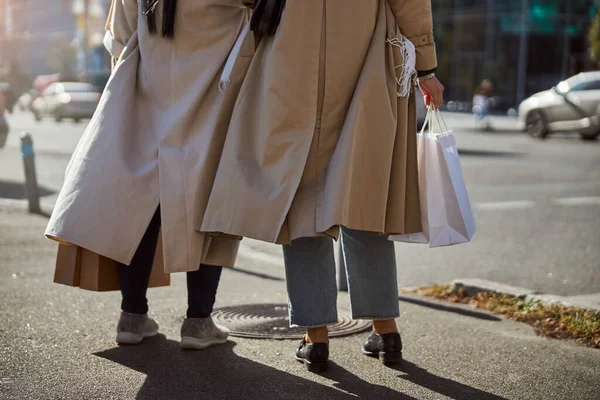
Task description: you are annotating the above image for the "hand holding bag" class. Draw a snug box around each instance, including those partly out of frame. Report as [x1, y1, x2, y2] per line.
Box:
[390, 108, 476, 247]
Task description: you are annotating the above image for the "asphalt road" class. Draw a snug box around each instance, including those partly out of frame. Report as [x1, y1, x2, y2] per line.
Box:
[1, 206, 599, 400]
[1, 110, 599, 296]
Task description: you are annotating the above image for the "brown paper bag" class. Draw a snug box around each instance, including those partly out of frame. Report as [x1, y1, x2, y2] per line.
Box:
[53, 244, 82, 287]
[53, 234, 170, 291]
[78, 249, 121, 291]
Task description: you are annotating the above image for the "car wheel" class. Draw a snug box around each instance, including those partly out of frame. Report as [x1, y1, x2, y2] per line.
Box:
[527, 111, 549, 139]
[580, 132, 599, 141]
[54, 114, 63, 123]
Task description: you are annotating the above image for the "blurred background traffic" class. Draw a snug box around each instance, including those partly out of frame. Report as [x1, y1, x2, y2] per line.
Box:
[1, 0, 599, 138]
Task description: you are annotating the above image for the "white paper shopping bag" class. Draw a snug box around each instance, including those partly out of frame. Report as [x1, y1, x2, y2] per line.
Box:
[391, 108, 476, 247]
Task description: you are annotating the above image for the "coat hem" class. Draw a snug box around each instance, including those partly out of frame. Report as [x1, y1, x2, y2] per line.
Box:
[202, 220, 421, 246]
[44, 230, 131, 266]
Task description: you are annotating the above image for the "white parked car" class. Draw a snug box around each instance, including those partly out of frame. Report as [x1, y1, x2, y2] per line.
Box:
[17, 90, 36, 111]
[518, 71, 600, 140]
[32, 82, 101, 123]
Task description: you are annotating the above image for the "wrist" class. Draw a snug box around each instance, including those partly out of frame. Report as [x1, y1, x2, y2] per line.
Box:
[417, 68, 437, 78]
[417, 72, 436, 82]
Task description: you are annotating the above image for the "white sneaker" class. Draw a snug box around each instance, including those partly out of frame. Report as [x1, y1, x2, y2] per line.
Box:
[180, 317, 230, 350]
[116, 312, 159, 345]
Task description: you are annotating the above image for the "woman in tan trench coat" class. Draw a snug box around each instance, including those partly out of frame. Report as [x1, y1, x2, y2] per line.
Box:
[44, 0, 254, 348]
[201, 0, 444, 371]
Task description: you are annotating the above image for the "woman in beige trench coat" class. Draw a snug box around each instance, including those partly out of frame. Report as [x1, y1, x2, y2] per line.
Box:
[44, 0, 255, 349]
[201, 0, 444, 371]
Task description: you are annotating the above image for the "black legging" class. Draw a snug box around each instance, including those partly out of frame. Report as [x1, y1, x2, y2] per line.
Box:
[117, 207, 223, 318]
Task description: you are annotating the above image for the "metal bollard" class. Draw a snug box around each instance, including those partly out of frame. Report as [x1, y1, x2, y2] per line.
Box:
[336, 241, 348, 292]
[20, 132, 41, 214]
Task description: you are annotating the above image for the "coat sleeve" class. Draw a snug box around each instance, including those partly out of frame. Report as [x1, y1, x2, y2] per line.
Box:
[104, 0, 138, 61]
[387, 0, 437, 72]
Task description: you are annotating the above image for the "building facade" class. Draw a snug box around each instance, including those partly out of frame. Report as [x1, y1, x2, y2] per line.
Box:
[3, 1, 597, 107]
[0, 0, 109, 86]
[432, 0, 598, 108]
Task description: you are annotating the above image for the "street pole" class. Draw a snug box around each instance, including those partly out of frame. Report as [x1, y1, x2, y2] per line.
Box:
[1, 2, 7, 35]
[83, 0, 90, 77]
[20, 132, 41, 214]
[451, 0, 463, 100]
[561, 0, 573, 79]
[484, 0, 495, 79]
[516, 0, 529, 106]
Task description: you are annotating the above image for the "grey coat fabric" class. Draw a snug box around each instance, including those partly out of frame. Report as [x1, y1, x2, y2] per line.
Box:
[45, 0, 254, 272]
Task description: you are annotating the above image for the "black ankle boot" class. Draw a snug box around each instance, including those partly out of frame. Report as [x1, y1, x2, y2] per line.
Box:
[295, 338, 329, 373]
[362, 331, 403, 364]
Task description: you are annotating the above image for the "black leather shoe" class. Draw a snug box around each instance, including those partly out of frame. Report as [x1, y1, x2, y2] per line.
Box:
[295, 338, 329, 373]
[362, 331, 403, 364]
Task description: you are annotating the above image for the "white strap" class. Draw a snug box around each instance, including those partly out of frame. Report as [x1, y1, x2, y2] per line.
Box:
[219, 22, 251, 94]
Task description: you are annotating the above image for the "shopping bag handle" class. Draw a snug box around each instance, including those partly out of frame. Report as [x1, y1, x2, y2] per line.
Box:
[431, 106, 450, 133]
[420, 106, 450, 135]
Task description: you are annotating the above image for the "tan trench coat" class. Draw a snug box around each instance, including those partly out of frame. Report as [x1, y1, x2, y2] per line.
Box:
[200, 0, 438, 244]
[45, 0, 254, 272]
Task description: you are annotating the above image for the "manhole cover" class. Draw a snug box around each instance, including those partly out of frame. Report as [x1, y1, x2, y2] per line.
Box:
[213, 303, 371, 339]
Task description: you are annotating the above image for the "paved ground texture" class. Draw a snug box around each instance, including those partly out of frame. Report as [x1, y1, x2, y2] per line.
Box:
[1, 206, 599, 400]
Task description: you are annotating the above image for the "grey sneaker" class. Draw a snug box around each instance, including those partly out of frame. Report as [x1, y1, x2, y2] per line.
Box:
[116, 312, 159, 345]
[180, 317, 230, 350]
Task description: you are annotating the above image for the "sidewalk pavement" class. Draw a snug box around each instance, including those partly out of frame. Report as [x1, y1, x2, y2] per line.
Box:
[1, 206, 599, 400]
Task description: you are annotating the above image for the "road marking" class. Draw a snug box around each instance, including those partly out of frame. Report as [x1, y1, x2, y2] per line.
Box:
[475, 200, 536, 210]
[552, 197, 600, 206]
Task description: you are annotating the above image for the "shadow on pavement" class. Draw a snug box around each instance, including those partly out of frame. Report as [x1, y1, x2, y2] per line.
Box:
[457, 149, 525, 158]
[398, 295, 501, 322]
[321, 361, 417, 399]
[227, 266, 284, 282]
[0, 179, 55, 200]
[391, 360, 509, 400]
[34, 209, 52, 218]
[95, 336, 413, 399]
[463, 127, 522, 135]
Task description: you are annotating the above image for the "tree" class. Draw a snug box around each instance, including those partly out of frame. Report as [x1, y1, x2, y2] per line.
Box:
[7, 59, 32, 98]
[590, 7, 600, 67]
[47, 36, 78, 78]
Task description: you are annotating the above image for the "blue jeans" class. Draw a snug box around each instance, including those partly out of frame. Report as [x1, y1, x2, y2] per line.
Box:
[283, 227, 399, 327]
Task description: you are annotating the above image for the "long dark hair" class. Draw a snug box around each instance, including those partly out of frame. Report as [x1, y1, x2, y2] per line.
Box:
[142, 0, 177, 38]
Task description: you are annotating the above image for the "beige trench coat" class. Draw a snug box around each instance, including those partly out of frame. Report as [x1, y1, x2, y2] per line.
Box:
[200, 0, 438, 244]
[45, 0, 254, 272]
